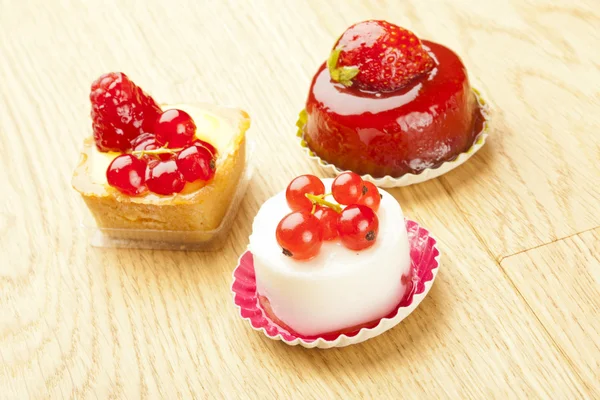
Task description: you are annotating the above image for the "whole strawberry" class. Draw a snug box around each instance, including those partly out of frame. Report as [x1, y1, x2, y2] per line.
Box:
[328, 20, 435, 92]
[90, 72, 162, 152]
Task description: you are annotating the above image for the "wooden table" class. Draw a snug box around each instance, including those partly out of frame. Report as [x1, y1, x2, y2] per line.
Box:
[1, 0, 599, 398]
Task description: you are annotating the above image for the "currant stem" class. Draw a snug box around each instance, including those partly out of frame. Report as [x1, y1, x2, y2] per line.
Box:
[305, 193, 342, 213]
[131, 147, 183, 156]
[196, 143, 216, 158]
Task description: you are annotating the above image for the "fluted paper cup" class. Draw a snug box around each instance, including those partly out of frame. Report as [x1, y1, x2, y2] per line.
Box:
[231, 219, 440, 349]
[296, 88, 491, 188]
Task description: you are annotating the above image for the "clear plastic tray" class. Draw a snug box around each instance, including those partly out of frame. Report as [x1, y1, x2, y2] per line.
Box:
[80, 141, 255, 251]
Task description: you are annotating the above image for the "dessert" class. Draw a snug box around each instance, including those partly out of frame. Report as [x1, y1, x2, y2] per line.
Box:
[248, 173, 412, 337]
[299, 20, 486, 178]
[72, 72, 250, 236]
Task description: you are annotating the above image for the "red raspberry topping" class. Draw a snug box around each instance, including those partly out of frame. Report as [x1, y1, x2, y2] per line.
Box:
[90, 72, 161, 152]
[328, 20, 435, 92]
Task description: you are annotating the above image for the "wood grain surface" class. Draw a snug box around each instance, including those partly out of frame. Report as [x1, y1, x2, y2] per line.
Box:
[1, 0, 599, 398]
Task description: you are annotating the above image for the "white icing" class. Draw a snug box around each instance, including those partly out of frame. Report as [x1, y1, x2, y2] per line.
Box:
[249, 179, 411, 336]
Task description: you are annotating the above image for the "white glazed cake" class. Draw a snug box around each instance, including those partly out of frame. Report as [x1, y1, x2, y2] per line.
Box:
[249, 179, 411, 336]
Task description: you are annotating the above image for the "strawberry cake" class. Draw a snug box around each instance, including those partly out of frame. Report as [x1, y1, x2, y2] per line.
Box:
[299, 20, 486, 178]
[248, 173, 412, 337]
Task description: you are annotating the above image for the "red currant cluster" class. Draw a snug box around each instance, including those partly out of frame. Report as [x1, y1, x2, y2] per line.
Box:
[90, 72, 218, 196]
[276, 172, 382, 260]
[105, 109, 217, 196]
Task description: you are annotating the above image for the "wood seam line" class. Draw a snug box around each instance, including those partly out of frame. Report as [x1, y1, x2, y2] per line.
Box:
[438, 177, 593, 393]
[498, 225, 600, 263]
[437, 178, 508, 264]
[495, 266, 596, 395]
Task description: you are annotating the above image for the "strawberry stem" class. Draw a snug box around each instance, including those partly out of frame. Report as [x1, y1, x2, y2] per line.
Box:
[305, 193, 342, 213]
[327, 48, 359, 87]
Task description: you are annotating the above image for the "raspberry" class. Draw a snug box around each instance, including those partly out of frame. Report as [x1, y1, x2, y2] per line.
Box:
[90, 72, 161, 152]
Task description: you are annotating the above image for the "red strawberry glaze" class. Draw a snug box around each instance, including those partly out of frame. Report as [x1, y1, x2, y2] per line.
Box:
[304, 41, 485, 178]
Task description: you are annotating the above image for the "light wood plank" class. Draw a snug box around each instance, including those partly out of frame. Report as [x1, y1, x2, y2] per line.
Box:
[0, 0, 597, 398]
[432, 0, 600, 258]
[501, 228, 600, 395]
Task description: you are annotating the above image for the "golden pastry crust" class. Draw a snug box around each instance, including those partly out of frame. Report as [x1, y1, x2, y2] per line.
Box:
[72, 103, 250, 235]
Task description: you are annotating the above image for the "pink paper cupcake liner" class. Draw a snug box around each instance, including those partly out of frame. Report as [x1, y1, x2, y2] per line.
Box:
[231, 219, 440, 348]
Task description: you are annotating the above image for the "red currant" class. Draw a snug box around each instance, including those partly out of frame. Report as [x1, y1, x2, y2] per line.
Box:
[357, 181, 381, 212]
[332, 172, 366, 205]
[176, 145, 216, 182]
[130, 132, 155, 149]
[338, 204, 379, 250]
[313, 206, 339, 241]
[193, 139, 218, 158]
[276, 211, 323, 260]
[285, 175, 325, 211]
[106, 154, 147, 196]
[145, 160, 186, 195]
[155, 109, 196, 148]
[131, 133, 173, 161]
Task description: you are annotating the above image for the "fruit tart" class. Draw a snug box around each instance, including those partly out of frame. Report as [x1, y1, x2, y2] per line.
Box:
[72, 72, 250, 243]
[297, 20, 488, 184]
[247, 173, 412, 337]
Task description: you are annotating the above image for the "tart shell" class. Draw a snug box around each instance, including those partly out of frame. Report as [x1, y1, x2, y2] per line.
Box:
[72, 103, 250, 232]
